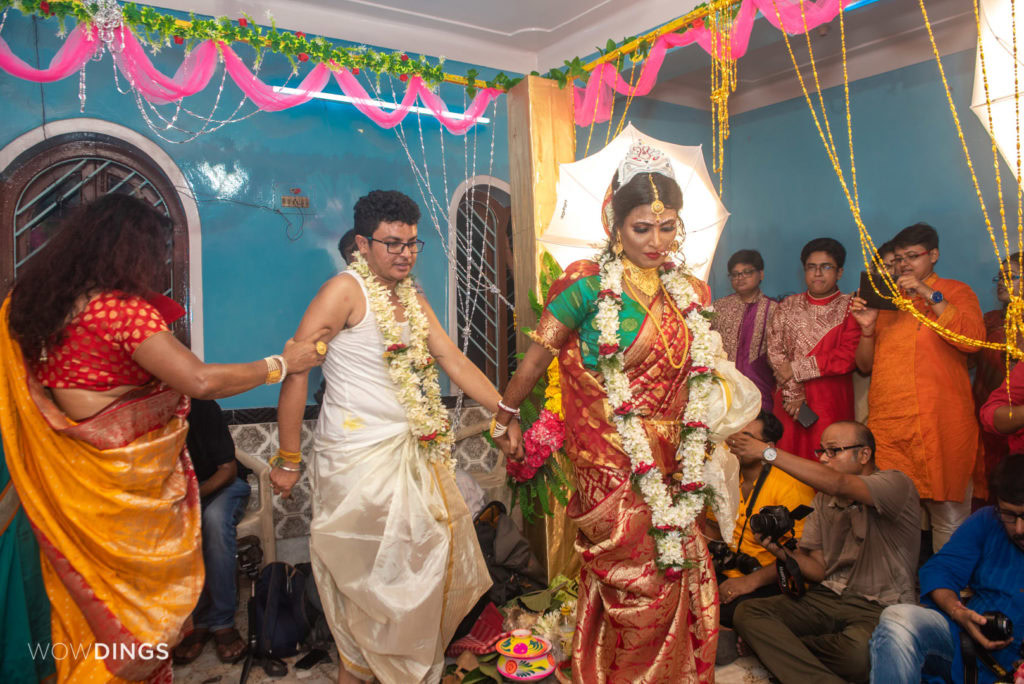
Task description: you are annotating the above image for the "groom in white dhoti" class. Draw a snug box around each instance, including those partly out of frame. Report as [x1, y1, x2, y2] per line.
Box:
[274, 190, 518, 683]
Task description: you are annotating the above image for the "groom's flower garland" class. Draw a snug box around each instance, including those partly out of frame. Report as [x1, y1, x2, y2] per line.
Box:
[351, 254, 455, 473]
[595, 253, 717, 577]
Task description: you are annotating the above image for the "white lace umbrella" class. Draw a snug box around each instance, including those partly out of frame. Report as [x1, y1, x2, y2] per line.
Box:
[971, 0, 1023, 179]
[539, 123, 729, 280]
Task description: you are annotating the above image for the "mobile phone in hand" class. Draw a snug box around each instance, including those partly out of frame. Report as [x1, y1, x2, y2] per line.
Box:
[796, 402, 819, 429]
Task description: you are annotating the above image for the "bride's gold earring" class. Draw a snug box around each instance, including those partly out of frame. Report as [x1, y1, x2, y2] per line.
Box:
[613, 235, 623, 256]
[669, 239, 680, 252]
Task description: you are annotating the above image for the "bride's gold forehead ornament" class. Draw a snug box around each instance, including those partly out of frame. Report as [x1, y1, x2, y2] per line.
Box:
[617, 141, 674, 219]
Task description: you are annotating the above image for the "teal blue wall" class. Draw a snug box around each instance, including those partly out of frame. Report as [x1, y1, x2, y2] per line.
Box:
[3, 13, 1008, 408]
[0, 13, 514, 408]
[709, 49, 1013, 311]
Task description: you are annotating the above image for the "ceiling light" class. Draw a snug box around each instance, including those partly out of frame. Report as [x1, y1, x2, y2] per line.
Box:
[271, 86, 490, 123]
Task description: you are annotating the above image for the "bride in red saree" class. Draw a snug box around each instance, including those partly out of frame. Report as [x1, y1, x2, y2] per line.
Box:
[493, 144, 756, 683]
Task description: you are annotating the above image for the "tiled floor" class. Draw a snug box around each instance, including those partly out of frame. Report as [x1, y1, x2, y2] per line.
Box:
[173, 583, 771, 684]
[175, 539, 771, 683]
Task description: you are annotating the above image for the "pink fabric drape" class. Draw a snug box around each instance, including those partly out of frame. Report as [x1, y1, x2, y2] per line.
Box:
[0, 23, 97, 81]
[0, 0, 848, 132]
[573, 0, 851, 125]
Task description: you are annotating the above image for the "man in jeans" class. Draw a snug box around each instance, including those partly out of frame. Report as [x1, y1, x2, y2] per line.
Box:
[869, 453, 1024, 683]
[172, 399, 251, 664]
[728, 420, 920, 683]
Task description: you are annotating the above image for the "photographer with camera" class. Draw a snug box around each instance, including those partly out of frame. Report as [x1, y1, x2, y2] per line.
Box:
[869, 453, 1024, 684]
[728, 420, 921, 684]
[706, 412, 813, 662]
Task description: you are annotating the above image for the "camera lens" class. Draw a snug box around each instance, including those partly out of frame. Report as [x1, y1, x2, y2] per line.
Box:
[979, 611, 1013, 643]
[736, 553, 762, 575]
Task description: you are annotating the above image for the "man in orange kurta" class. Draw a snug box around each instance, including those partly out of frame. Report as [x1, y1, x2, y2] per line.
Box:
[851, 223, 984, 553]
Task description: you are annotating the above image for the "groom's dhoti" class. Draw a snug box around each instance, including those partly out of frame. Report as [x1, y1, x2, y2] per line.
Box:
[310, 428, 491, 683]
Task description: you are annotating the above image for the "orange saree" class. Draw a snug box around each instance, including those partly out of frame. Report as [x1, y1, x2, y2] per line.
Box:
[0, 299, 203, 683]
[533, 262, 718, 684]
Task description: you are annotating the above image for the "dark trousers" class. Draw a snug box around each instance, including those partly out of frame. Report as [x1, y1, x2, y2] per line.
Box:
[716, 572, 783, 628]
[734, 584, 884, 684]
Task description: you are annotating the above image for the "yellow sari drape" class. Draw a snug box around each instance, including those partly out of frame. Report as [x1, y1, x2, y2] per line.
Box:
[0, 298, 203, 683]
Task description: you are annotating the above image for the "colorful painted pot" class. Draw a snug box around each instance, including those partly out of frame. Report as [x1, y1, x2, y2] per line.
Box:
[494, 630, 551, 659]
[496, 652, 557, 681]
[494, 630, 556, 681]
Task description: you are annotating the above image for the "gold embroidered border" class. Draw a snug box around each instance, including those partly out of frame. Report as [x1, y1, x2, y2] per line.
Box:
[528, 329, 560, 357]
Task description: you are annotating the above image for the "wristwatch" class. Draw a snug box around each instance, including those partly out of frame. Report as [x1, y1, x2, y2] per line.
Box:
[761, 446, 778, 462]
[930, 290, 944, 304]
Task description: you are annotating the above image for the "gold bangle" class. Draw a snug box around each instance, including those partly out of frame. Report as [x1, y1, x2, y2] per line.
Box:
[270, 455, 303, 470]
[277, 448, 302, 463]
[489, 416, 509, 439]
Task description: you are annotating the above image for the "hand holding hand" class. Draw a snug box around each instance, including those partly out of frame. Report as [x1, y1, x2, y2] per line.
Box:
[270, 466, 301, 498]
[494, 420, 525, 463]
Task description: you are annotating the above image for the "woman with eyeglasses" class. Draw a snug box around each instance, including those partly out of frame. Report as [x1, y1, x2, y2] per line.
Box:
[971, 252, 1023, 502]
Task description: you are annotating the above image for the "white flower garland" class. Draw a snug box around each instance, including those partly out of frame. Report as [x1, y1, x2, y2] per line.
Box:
[595, 253, 717, 575]
[351, 254, 455, 473]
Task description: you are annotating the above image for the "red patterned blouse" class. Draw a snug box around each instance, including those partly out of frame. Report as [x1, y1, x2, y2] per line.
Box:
[36, 291, 172, 390]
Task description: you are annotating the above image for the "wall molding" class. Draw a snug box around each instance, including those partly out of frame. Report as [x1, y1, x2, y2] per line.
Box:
[0, 118, 206, 358]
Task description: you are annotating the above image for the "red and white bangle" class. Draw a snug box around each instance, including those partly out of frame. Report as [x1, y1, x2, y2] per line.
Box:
[497, 400, 520, 417]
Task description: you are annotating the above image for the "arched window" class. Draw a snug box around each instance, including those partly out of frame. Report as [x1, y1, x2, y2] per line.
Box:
[449, 180, 516, 388]
[0, 132, 191, 344]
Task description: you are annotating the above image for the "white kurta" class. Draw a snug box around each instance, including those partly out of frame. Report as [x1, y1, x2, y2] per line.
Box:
[310, 270, 491, 683]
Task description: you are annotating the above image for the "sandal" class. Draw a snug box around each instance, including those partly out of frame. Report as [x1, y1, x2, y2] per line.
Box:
[212, 627, 248, 664]
[172, 628, 211, 665]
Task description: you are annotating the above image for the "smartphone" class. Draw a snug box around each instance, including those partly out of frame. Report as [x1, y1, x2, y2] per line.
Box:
[796, 402, 818, 429]
[294, 648, 328, 670]
[857, 270, 900, 311]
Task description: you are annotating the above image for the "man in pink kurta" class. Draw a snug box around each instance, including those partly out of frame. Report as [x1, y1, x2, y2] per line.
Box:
[767, 238, 860, 460]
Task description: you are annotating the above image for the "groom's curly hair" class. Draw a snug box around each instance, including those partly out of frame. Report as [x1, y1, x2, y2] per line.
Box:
[353, 190, 421, 238]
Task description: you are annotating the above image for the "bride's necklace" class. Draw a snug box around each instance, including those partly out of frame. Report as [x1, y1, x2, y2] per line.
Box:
[622, 257, 661, 298]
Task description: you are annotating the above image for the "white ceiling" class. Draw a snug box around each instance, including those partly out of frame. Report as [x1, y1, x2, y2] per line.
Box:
[152, 0, 975, 113]
[152, 0, 703, 73]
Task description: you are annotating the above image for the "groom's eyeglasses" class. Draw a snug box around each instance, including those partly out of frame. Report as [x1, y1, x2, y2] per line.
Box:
[369, 238, 426, 254]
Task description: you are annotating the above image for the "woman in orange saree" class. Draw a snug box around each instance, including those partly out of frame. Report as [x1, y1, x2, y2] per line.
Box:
[492, 144, 752, 683]
[0, 195, 325, 683]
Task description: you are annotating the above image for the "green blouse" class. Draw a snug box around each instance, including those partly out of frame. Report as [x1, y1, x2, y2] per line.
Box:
[546, 273, 648, 369]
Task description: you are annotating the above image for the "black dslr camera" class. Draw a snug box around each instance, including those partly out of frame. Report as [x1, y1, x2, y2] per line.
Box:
[749, 504, 814, 550]
[708, 540, 762, 576]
